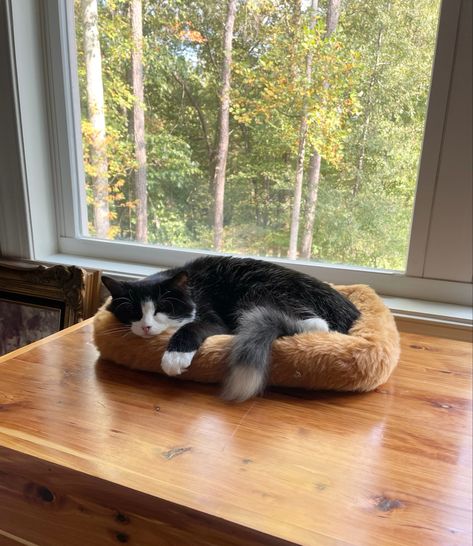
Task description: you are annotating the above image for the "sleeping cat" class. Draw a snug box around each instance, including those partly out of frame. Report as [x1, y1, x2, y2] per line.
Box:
[102, 256, 360, 401]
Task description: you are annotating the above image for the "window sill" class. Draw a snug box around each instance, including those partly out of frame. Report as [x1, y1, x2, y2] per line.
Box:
[45, 252, 160, 279]
[383, 296, 472, 342]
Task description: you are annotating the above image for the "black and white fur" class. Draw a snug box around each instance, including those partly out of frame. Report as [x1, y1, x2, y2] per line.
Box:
[102, 256, 360, 401]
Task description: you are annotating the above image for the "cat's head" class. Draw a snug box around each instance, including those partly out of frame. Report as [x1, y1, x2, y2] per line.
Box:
[102, 271, 195, 337]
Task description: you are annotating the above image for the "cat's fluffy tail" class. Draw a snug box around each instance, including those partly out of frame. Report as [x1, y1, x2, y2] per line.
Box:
[222, 306, 327, 402]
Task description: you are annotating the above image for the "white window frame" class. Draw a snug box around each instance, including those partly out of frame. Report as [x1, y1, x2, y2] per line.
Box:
[1, 0, 471, 308]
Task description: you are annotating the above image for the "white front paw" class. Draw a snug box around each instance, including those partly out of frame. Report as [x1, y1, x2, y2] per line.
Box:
[161, 351, 196, 376]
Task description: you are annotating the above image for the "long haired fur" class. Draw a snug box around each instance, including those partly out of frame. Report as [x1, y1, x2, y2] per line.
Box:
[223, 307, 304, 401]
[99, 257, 362, 401]
[94, 284, 400, 396]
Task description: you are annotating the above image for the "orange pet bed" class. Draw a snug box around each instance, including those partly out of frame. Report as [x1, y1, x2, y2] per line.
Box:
[93, 284, 400, 393]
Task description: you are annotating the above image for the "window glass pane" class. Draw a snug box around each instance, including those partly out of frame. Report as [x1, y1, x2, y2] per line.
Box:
[74, 0, 441, 270]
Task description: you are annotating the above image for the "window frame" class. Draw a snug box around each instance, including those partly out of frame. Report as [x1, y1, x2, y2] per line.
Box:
[2, 0, 471, 307]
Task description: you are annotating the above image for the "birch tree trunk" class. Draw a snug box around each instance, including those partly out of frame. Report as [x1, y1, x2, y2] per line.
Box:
[81, 0, 110, 238]
[287, 0, 318, 260]
[326, 0, 341, 36]
[300, 0, 341, 259]
[131, 0, 148, 243]
[300, 151, 321, 257]
[212, 0, 237, 252]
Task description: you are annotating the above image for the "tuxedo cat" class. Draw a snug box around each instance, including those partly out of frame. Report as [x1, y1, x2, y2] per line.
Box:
[102, 256, 360, 401]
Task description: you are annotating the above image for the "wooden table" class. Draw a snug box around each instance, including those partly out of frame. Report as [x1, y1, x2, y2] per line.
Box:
[0, 320, 471, 546]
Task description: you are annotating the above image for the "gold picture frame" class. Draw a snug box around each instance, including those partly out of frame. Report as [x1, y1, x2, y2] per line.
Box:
[0, 261, 101, 355]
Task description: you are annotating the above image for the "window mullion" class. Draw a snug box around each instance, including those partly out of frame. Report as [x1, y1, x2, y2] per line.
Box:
[405, 0, 462, 278]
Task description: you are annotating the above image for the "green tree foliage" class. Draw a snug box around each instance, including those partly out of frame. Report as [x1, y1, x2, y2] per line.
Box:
[75, 0, 440, 270]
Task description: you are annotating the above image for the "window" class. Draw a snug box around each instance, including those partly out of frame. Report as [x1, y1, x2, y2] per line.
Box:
[72, 0, 440, 272]
[1, 0, 471, 307]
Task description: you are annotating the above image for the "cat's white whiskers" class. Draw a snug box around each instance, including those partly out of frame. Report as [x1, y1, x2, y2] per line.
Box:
[167, 299, 176, 315]
[164, 296, 185, 307]
[101, 326, 130, 335]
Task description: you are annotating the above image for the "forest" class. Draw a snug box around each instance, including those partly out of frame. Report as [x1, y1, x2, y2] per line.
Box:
[75, 0, 440, 270]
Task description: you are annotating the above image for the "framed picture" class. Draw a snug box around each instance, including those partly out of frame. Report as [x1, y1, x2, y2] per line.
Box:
[0, 261, 101, 356]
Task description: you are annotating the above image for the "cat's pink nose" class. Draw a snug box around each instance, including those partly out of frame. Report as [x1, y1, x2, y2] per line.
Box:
[142, 326, 151, 334]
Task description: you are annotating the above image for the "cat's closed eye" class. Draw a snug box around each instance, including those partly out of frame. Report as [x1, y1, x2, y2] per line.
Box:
[113, 298, 142, 322]
[156, 300, 174, 314]
[114, 299, 133, 311]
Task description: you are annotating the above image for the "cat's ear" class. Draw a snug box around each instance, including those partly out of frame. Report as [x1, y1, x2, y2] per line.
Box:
[170, 271, 188, 290]
[102, 275, 127, 298]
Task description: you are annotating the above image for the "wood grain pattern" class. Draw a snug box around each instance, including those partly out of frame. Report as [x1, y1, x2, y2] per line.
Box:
[0, 322, 471, 546]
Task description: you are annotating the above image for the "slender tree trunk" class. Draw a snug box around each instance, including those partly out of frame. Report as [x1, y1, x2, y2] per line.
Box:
[212, 0, 237, 251]
[300, 0, 342, 259]
[300, 151, 321, 257]
[81, 0, 110, 238]
[353, 2, 390, 196]
[326, 0, 341, 36]
[289, 1, 302, 80]
[288, 0, 318, 260]
[131, 0, 148, 243]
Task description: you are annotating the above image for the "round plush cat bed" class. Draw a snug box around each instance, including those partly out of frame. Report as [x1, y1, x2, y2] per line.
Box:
[93, 284, 400, 393]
